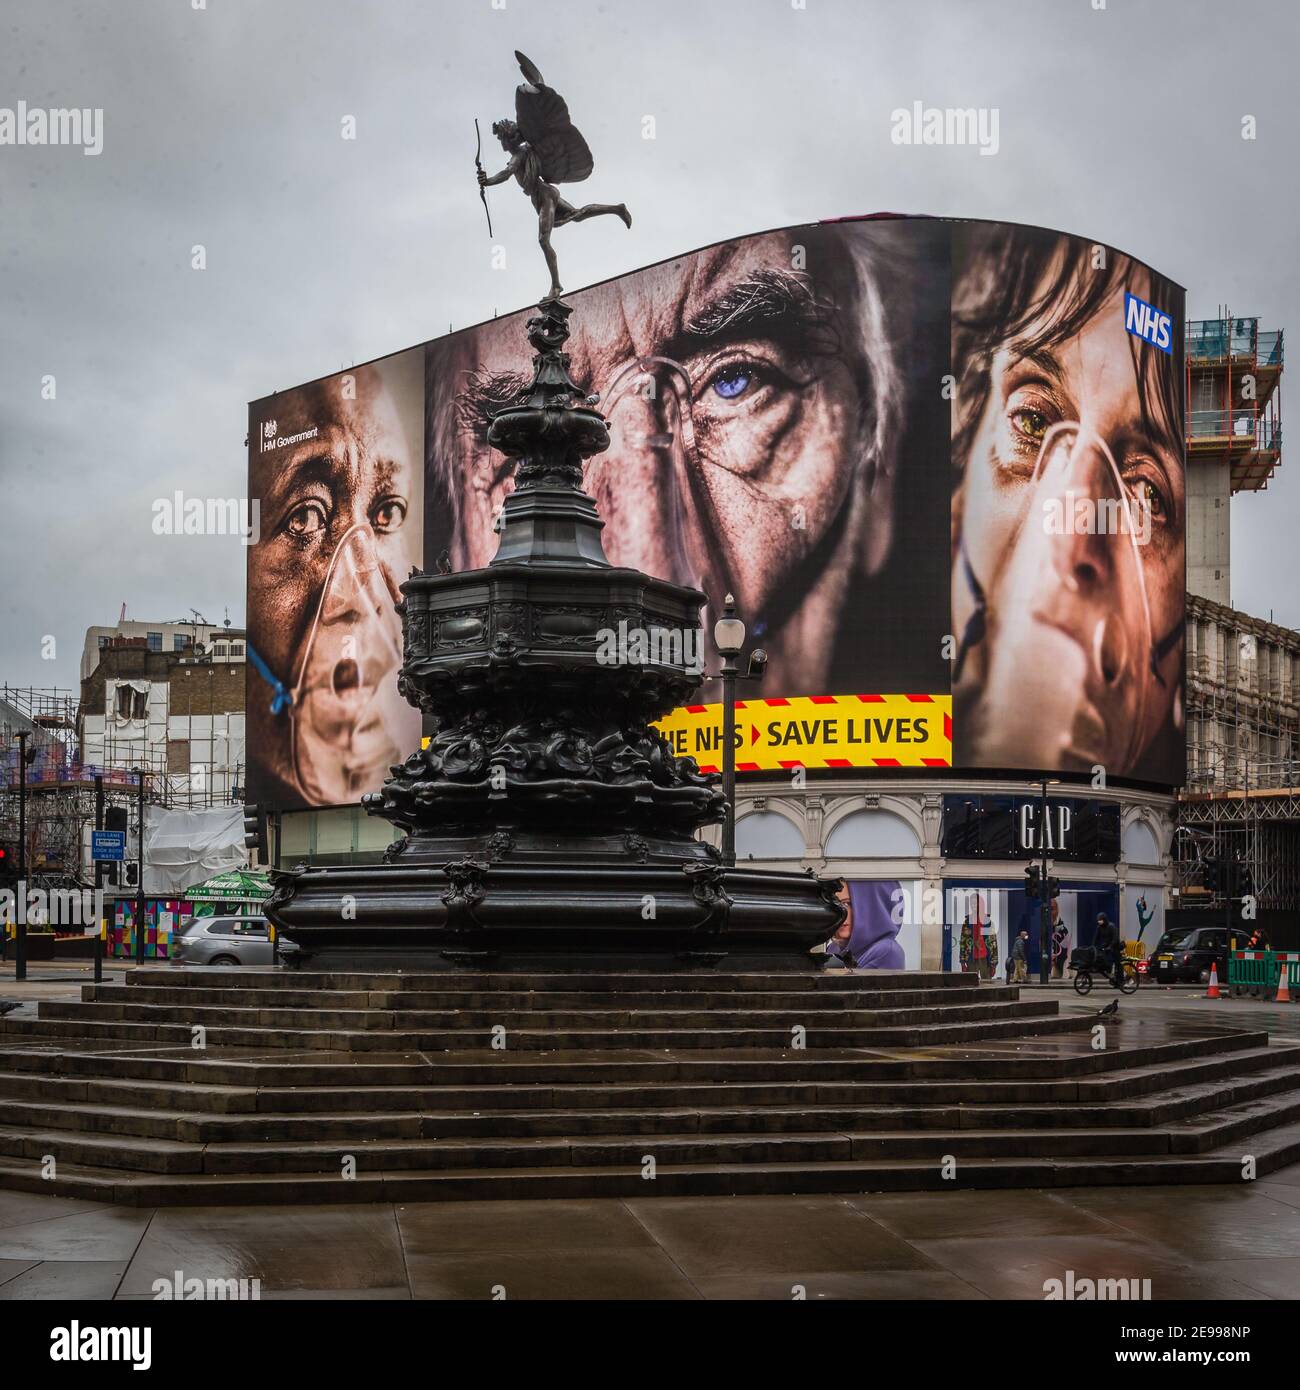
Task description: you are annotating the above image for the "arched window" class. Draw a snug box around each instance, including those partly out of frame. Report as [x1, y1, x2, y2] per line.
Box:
[824, 809, 920, 859]
[735, 811, 804, 860]
[1121, 818, 1160, 865]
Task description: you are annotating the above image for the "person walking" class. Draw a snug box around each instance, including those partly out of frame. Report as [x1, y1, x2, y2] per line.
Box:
[1010, 928, 1029, 984]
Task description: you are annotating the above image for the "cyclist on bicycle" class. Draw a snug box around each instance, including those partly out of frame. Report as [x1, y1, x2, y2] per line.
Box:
[1094, 913, 1121, 987]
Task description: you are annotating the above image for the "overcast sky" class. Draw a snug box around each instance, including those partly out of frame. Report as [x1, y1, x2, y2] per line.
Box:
[2, 0, 1297, 696]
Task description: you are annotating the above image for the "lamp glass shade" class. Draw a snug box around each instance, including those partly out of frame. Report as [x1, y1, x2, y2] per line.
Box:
[713, 613, 746, 656]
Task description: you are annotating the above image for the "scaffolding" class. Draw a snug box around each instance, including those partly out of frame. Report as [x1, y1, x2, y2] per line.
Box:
[1186, 312, 1284, 491]
[0, 685, 180, 889]
[1177, 762, 1300, 916]
[1178, 594, 1300, 917]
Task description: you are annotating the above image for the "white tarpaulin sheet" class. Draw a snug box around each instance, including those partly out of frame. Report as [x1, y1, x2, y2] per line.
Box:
[143, 805, 247, 896]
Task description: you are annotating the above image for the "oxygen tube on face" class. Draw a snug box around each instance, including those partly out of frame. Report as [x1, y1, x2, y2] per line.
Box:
[247, 643, 293, 716]
[250, 523, 409, 805]
[955, 421, 1179, 771]
[289, 522, 408, 805]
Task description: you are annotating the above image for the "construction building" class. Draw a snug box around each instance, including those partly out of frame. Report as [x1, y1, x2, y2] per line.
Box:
[1, 616, 249, 891]
[78, 620, 248, 810]
[0, 686, 138, 892]
[79, 614, 243, 683]
[1175, 315, 1296, 941]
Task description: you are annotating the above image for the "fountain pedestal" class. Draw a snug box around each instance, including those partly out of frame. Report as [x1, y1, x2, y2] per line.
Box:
[267, 298, 845, 970]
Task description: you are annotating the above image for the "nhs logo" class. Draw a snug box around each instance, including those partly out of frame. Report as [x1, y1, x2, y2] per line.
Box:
[1124, 292, 1173, 355]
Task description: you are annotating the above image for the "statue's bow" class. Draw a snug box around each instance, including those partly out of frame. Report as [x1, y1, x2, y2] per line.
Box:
[474, 118, 493, 239]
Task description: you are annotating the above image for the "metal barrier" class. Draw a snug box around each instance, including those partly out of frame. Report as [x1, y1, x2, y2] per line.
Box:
[1229, 950, 1300, 997]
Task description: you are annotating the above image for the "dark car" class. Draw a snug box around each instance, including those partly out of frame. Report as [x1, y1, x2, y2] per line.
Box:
[1146, 926, 1228, 984]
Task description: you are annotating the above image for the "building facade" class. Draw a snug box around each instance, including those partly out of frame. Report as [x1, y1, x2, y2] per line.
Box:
[268, 309, 1290, 963]
[714, 776, 1171, 974]
[78, 627, 248, 809]
[80, 617, 245, 683]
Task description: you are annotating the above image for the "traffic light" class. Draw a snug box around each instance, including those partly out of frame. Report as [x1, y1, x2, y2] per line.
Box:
[1204, 857, 1221, 894]
[0, 843, 14, 889]
[1237, 863, 1255, 899]
[243, 804, 269, 859]
[1024, 864, 1041, 899]
[1046, 876, 1061, 900]
[124, 862, 139, 887]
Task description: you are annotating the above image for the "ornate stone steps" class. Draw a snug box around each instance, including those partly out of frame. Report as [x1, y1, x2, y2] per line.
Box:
[35, 996, 1062, 1033]
[79, 982, 1015, 1012]
[0, 1007, 1083, 1052]
[119, 968, 977, 994]
[2, 1115, 1298, 1206]
[2, 970, 1295, 1206]
[2, 1057, 1296, 1149]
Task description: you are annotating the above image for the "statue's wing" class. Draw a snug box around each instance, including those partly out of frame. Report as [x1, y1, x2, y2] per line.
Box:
[513, 59, 593, 185]
[515, 50, 546, 88]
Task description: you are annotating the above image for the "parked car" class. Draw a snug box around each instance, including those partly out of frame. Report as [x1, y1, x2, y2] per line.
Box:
[1145, 926, 1228, 984]
[172, 915, 273, 967]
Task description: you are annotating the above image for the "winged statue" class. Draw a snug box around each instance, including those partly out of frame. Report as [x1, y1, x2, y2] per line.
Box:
[477, 50, 631, 301]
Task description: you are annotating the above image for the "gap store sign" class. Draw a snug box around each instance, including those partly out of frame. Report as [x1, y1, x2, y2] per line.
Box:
[941, 794, 1120, 863]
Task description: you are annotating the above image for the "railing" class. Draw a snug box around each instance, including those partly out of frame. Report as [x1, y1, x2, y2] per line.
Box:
[1187, 317, 1258, 361]
[1188, 408, 1256, 439]
[1258, 330, 1284, 367]
[1186, 318, 1283, 368]
[1184, 758, 1300, 794]
[1228, 950, 1300, 995]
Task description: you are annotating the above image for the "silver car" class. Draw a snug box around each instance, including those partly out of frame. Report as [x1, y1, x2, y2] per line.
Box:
[172, 915, 274, 966]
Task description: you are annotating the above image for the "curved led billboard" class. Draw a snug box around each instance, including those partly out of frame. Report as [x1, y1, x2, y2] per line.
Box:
[247, 216, 1185, 809]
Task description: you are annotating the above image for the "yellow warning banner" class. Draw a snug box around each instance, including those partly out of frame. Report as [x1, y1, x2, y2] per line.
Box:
[655, 694, 952, 774]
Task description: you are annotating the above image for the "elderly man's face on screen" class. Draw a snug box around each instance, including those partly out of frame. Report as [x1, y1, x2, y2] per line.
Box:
[430, 229, 899, 693]
[951, 240, 1185, 780]
[248, 364, 420, 806]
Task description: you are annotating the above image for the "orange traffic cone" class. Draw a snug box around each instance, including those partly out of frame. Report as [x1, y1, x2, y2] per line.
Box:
[1206, 963, 1221, 999]
[1276, 965, 1292, 1005]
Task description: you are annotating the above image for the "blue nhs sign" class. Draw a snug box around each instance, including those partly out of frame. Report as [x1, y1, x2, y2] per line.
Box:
[1124, 291, 1173, 355]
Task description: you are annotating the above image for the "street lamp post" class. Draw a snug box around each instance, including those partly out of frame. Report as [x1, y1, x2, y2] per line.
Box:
[14, 731, 30, 982]
[1039, 777, 1051, 984]
[712, 596, 745, 868]
[1038, 776, 1060, 985]
[132, 768, 146, 965]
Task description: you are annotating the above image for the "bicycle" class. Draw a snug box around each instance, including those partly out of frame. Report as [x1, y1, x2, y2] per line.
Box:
[1069, 947, 1138, 995]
